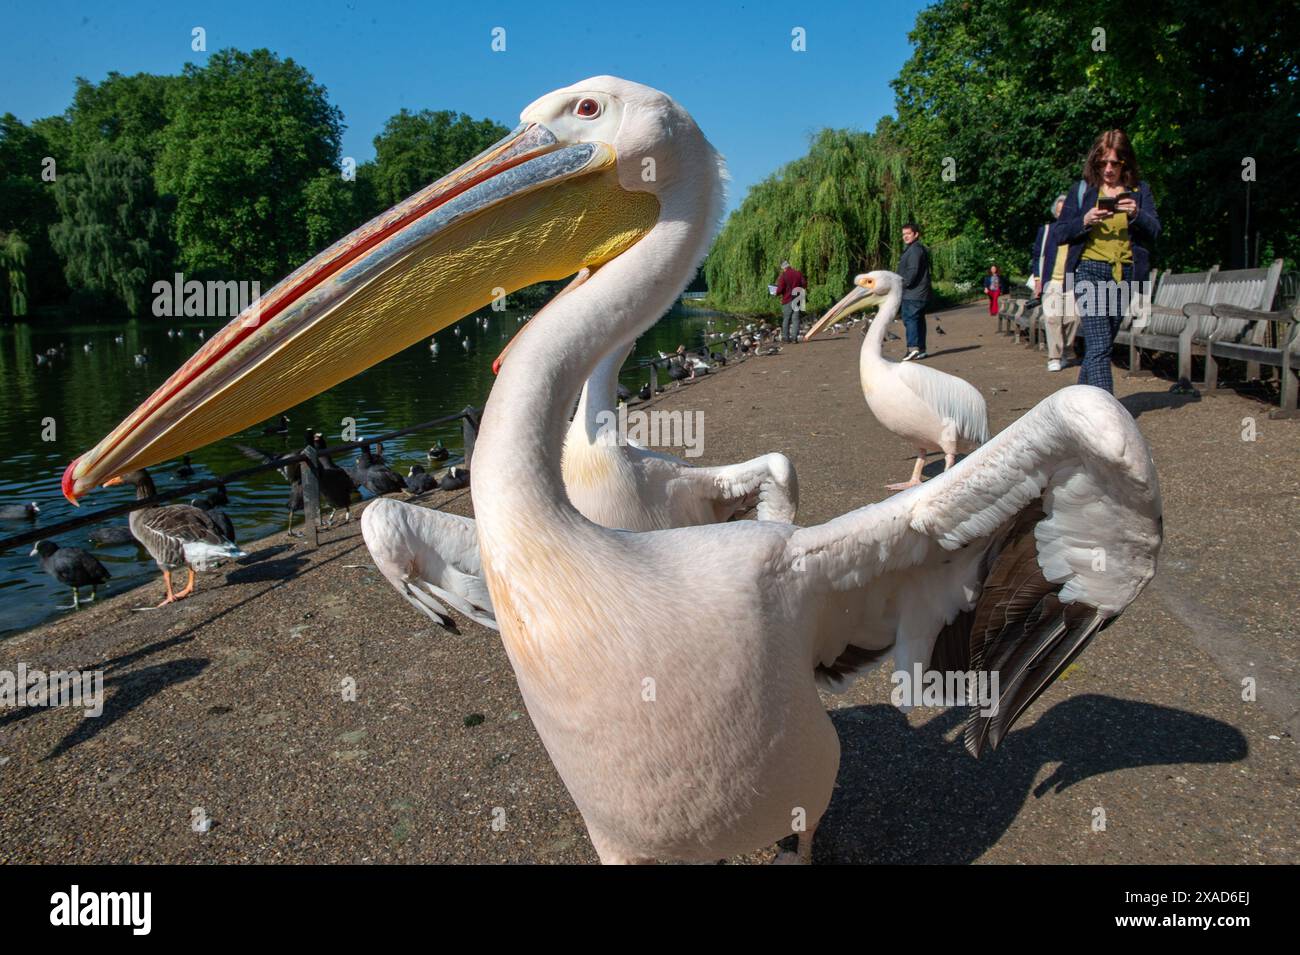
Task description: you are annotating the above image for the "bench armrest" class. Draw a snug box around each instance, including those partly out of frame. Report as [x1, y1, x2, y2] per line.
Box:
[1211, 303, 1297, 326]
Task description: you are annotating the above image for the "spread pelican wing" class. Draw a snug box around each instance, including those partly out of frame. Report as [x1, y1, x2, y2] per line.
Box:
[363, 501, 493, 630]
[786, 383, 1161, 755]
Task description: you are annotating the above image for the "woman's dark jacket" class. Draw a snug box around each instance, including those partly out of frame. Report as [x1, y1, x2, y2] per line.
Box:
[1056, 180, 1161, 283]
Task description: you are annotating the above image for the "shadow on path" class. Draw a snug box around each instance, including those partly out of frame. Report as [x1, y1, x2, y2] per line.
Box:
[818, 694, 1248, 863]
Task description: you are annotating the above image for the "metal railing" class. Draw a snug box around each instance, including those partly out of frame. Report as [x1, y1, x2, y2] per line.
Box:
[0, 409, 480, 554]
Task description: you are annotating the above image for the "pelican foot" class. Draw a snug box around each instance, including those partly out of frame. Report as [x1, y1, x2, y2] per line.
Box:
[885, 479, 923, 490]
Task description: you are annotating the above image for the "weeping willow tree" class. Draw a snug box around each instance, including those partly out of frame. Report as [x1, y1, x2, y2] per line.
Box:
[0, 230, 29, 317]
[705, 126, 917, 313]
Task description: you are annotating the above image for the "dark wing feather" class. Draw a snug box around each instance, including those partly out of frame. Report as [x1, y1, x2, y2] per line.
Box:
[235, 443, 292, 483]
[926, 501, 1111, 757]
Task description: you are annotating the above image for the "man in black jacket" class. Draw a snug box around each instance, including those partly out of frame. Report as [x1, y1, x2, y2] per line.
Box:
[896, 222, 932, 360]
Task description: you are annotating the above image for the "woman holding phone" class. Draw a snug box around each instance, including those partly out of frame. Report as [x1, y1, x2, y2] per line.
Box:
[1055, 129, 1161, 393]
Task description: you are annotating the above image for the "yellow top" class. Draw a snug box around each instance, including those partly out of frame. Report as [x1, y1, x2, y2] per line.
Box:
[1082, 193, 1133, 282]
[1050, 242, 1069, 283]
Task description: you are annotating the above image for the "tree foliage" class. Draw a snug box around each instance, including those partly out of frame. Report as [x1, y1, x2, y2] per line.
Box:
[893, 0, 1300, 272]
[49, 146, 172, 314]
[704, 126, 918, 313]
[369, 109, 508, 209]
[0, 113, 63, 314]
[155, 48, 345, 282]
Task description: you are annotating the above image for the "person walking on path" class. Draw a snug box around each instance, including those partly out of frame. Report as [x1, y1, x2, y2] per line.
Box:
[774, 260, 807, 344]
[1056, 129, 1161, 393]
[982, 265, 1007, 316]
[1031, 194, 1080, 372]
[896, 222, 932, 361]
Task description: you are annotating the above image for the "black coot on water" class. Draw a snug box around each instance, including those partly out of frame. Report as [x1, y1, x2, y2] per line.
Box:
[30, 540, 111, 609]
[0, 502, 39, 520]
[89, 525, 138, 546]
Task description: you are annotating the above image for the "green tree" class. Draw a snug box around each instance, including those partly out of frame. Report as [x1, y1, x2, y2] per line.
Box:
[302, 167, 376, 252]
[0, 113, 64, 315]
[704, 126, 918, 313]
[893, 0, 1300, 272]
[156, 48, 344, 281]
[0, 231, 30, 316]
[63, 72, 176, 168]
[370, 109, 508, 209]
[49, 146, 172, 315]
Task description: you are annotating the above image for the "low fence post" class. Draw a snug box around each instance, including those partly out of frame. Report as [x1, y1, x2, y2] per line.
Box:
[302, 444, 321, 548]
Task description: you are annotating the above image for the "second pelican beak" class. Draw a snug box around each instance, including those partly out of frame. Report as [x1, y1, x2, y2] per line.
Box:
[64, 125, 660, 501]
[804, 276, 884, 340]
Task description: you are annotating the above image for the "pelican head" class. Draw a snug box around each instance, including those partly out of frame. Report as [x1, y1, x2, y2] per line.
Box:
[62, 76, 698, 503]
[804, 270, 897, 340]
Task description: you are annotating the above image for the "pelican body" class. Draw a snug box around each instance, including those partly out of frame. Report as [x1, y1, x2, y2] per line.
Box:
[807, 272, 989, 488]
[362, 342, 797, 631]
[64, 77, 1162, 865]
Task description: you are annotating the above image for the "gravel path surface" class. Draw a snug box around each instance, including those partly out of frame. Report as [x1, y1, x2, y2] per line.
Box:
[1, 304, 1295, 864]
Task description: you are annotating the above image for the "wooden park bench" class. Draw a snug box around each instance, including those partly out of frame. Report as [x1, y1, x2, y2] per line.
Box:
[1199, 301, 1299, 418]
[1120, 261, 1282, 384]
[995, 294, 1017, 335]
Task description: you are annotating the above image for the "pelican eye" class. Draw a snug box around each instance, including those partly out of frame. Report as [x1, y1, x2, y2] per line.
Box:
[575, 98, 601, 118]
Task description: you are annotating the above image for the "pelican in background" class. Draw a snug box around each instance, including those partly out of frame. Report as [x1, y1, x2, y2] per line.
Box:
[806, 271, 989, 489]
[362, 336, 798, 631]
[63, 77, 1162, 865]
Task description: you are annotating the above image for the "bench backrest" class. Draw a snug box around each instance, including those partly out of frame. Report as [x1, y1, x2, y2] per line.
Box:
[1149, 268, 1216, 336]
[1199, 259, 1285, 341]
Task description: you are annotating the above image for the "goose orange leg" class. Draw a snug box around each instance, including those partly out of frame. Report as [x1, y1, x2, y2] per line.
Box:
[174, 568, 197, 599]
[154, 569, 178, 607]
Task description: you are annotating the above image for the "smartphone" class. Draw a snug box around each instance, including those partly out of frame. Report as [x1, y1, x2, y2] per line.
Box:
[1097, 196, 1118, 212]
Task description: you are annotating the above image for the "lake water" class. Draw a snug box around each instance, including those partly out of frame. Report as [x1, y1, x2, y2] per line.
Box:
[0, 305, 752, 637]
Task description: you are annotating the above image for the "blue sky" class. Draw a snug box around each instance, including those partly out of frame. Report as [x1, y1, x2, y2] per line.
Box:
[0, 0, 928, 213]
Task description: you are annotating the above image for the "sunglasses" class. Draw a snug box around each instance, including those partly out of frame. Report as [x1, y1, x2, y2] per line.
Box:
[1099, 158, 1126, 167]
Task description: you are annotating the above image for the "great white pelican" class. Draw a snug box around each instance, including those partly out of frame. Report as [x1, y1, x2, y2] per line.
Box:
[62, 77, 1162, 864]
[806, 272, 990, 488]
